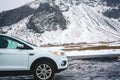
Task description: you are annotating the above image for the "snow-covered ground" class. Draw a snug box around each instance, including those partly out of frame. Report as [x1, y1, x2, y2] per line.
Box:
[39, 41, 120, 58]
[54, 58, 120, 80]
[66, 49, 120, 58]
[1, 58, 120, 80]
[0, 43, 120, 80]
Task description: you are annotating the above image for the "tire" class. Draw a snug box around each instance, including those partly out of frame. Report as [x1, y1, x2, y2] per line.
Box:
[33, 61, 55, 80]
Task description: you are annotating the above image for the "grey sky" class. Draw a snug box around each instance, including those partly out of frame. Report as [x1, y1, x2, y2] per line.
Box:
[0, 0, 34, 12]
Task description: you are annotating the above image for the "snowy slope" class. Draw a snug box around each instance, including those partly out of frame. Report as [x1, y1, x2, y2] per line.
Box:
[1, 0, 120, 45]
[1, 16, 43, 46]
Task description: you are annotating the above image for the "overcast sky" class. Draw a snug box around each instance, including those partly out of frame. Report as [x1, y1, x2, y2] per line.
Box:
[0, 0, 34, 12]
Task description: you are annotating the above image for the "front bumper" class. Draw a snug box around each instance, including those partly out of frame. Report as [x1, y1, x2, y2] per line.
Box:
[55, 56, 68, 71]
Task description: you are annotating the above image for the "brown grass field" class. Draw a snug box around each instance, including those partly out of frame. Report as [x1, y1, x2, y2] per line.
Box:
[41, 42, 120, 51]
[62, 45, 120, 51]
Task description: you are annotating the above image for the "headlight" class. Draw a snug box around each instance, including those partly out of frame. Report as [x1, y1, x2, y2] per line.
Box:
[52, 51, 64, 56]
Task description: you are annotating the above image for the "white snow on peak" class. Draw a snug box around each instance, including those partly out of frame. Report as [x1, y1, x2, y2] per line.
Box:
[2, 1, 120, 45]
[26, 0, 41, 9]
[40, 4, 120, 44]
[26, 0, 56, 9]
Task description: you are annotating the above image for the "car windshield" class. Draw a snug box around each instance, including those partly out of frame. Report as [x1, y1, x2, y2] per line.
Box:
[13, 37, 38, 47]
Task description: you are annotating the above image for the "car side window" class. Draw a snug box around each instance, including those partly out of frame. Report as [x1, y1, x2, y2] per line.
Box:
[0, 36, 33, 50]
[7, 38, 19, 49]
[0, 36, 22, 49]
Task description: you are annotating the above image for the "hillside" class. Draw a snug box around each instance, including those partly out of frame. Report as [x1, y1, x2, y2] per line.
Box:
[0, 0, 120, 45]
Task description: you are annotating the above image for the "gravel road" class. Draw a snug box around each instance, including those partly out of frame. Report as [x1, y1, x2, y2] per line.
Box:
[1, 57, 120, 80]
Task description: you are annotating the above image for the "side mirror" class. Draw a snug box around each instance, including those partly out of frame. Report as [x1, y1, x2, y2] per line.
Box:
[17, 44, 24, 49]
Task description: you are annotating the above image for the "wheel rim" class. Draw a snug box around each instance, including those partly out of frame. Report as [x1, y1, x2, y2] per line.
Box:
[36, 64, 52, 80]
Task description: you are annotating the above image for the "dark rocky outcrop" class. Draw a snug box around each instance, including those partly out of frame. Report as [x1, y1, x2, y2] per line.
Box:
[0, 6, 35, 27]
[103, 9, 120, 19]
[102, 0, 120, 7]
[27, 3, 66, 33]
[102, 0, 120, 19]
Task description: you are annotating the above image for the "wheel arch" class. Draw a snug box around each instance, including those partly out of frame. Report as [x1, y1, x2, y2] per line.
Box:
[30, 57, 58, 72]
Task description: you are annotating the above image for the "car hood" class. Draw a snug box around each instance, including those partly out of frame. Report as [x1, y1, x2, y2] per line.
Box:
[34, 46, 64, 52]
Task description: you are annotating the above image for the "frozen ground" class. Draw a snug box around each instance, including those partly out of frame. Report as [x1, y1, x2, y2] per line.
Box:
[54, 58, 120, 80]
[1, 57, 120, 80]
[0, 43, 120, 80]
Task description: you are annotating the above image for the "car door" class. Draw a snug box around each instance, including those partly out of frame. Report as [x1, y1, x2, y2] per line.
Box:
[0, 36, 29, 71]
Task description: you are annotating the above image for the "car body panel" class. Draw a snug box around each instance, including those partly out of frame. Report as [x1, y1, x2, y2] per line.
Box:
[0, 49, 28, 71]
[27, 50, 68, 70]
[0, 34, 68, 72]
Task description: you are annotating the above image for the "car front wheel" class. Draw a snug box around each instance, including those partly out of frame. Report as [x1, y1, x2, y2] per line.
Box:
[33, 61, 55, 80]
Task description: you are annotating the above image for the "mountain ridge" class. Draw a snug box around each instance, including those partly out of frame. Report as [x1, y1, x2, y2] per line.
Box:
[0, 0, 120, 45]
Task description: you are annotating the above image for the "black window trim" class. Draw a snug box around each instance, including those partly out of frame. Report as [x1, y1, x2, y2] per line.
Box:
[0, 35, 33, 50]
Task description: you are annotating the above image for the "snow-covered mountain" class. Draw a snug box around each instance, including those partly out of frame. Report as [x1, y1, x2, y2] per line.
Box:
[0, 0, 120, 45]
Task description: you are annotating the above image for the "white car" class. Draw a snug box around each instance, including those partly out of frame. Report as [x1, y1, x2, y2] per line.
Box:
[0, 34, 68, 80]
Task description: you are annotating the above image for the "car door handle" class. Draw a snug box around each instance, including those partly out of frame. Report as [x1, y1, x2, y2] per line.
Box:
[29, 53, 34, 56]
